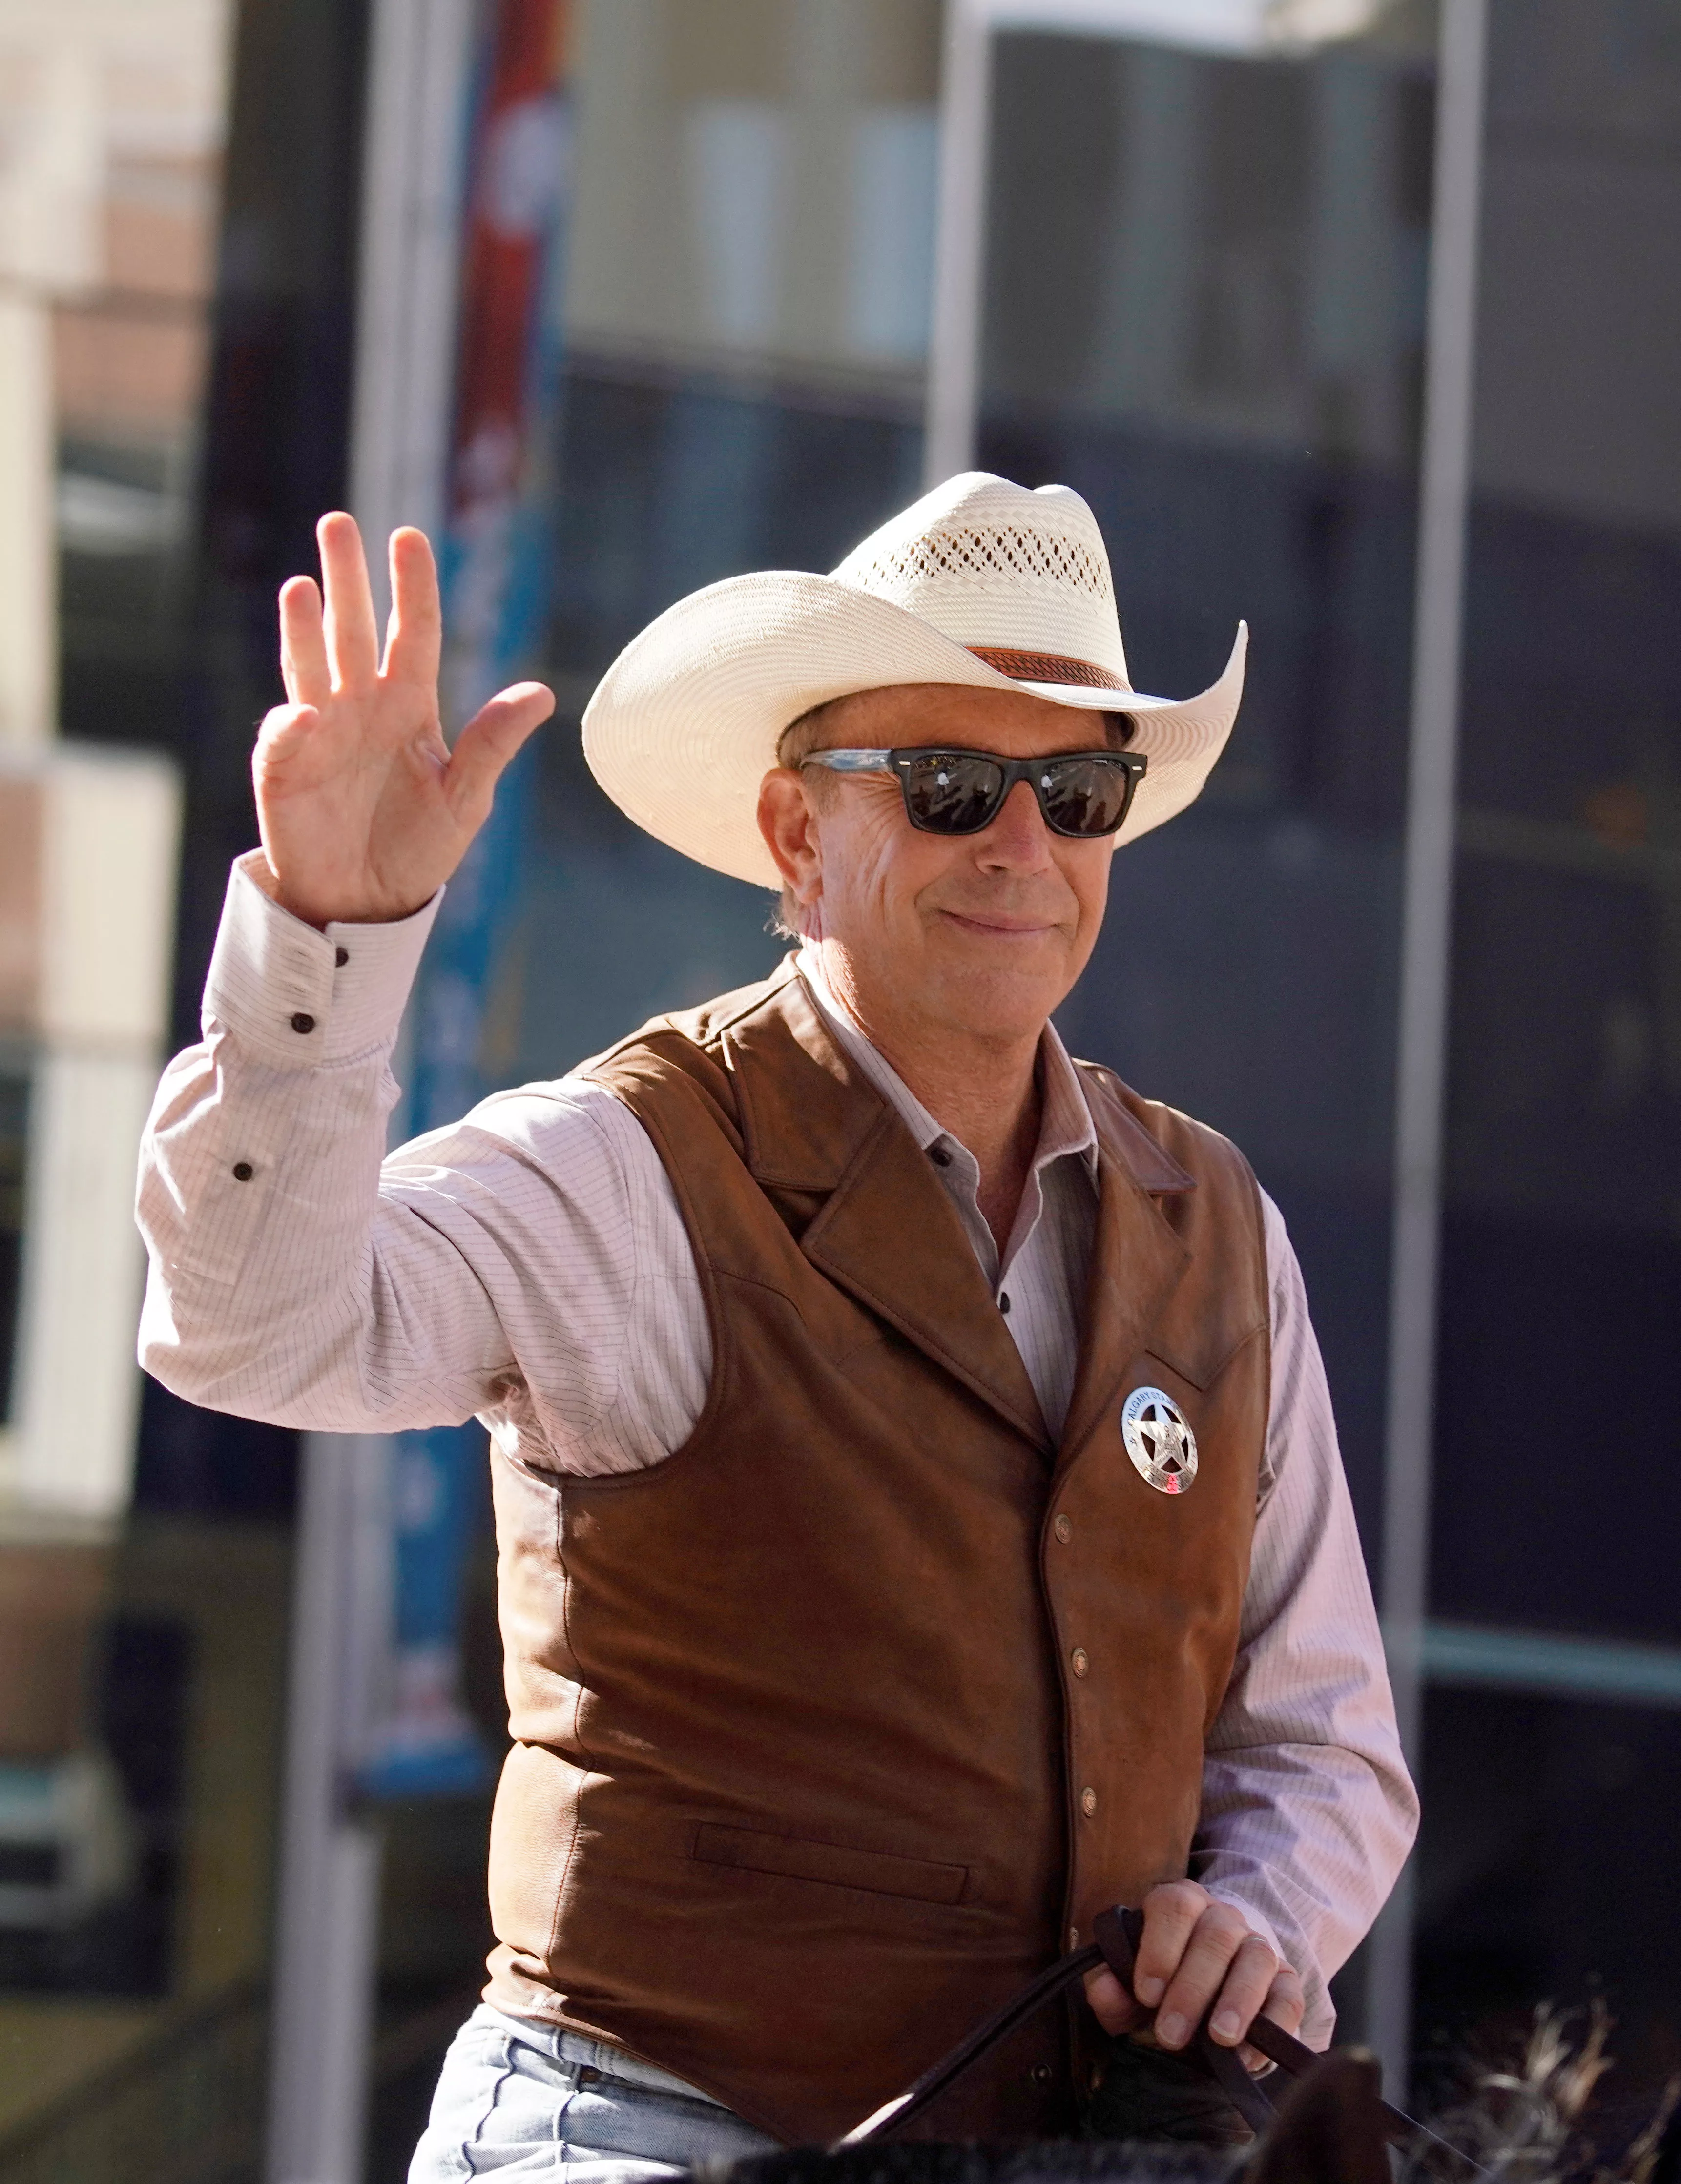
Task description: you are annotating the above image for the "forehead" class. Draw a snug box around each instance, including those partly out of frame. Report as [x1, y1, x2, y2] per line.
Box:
[814, 681, 1109, 756]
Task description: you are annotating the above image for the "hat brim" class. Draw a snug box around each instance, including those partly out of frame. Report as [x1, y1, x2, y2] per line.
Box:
[581, 569, 1247, 888]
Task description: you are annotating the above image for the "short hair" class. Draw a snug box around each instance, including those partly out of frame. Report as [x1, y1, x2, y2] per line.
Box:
[767, 697, 1135, 940]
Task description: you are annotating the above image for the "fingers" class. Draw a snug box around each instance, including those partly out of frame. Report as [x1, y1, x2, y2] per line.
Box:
[1196, 1932, 1279, 2049]
[1132, 1885, 1280, 2055]
[1129, 1879, 1211, 2011]
[383, 526, 443, 688]
[318, 511, 380, 695]
[279, 577, 330, 709]
[439, 680, 555, 826]
[1237, 1966, 1305, 2073]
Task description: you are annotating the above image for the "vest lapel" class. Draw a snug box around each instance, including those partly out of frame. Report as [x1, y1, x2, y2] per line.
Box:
[1056, 1083, 1195, 1473]
[724, 973, 1051, 1454]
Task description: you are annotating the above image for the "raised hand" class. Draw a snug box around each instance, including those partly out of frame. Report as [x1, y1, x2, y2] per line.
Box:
[253, 514, 554, 928]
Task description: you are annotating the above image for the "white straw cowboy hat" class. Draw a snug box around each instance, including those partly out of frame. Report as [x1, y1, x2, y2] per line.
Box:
[582, 471, 1246, 888]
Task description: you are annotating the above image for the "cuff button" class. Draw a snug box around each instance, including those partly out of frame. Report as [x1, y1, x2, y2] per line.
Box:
[290, 1012, 316, 1034]
[232, 1161, 254, 1182]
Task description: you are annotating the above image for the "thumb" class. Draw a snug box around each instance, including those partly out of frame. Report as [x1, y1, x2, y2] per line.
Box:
[1083, 1964, 1142, 2037]
[442, 680, 555, 828]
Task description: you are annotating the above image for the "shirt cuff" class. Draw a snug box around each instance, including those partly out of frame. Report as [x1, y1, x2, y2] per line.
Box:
[204, 850, 444, 1066]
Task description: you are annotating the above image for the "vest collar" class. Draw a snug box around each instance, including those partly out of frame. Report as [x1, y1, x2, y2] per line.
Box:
[718, 964, 1048, 1448]
[1059, 1104, 1195, 1469]
[721, 956, 1193, 1201]
[715, 963, 1199, 1461]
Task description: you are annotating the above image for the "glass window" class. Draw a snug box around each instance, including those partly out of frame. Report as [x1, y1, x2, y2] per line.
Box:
[981, 10, 1436, 1538]
[514, 0, 942, 1077]
[1431, 0, 1681, 1649]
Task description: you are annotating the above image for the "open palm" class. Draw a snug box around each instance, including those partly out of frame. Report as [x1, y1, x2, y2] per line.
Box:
[254, 514, 554, 927]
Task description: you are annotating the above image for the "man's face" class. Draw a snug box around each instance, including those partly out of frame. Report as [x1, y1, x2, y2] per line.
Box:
[756, 683, 1115, 1048]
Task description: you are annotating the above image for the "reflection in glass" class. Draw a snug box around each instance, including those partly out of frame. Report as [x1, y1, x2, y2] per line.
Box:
[981, 14, 1435, 1536]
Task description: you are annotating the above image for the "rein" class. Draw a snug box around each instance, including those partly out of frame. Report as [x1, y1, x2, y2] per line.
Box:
[833, 1903, 1491, 2178]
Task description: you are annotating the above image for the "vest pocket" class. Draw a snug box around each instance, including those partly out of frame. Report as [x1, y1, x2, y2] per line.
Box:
[691, 1823, 969, 1905]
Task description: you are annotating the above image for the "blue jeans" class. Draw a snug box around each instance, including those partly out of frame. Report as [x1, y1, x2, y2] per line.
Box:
[409, 2006, 782, 2181]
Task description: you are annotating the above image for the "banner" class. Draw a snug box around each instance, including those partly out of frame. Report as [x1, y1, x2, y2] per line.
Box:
[361, 0, 572, 1799]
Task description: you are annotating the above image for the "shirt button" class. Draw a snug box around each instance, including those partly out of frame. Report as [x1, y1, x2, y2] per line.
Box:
[1080, 1787, 1097, 1818]
[998, 1290, 1011, 1316]
[1068, 1925, 1079, 1950]
[231, 1161, 254, 1182]
[334, 946, 349, 967]
[1053, 1513, 1072, 1544]
[1071, 1647, 1088, 1678]
[929, 1146, 951, 1168]
[290, 1012, 316, 1034]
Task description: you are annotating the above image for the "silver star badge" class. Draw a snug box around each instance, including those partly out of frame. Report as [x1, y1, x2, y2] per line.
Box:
[1122, 1387, 1199, 1495]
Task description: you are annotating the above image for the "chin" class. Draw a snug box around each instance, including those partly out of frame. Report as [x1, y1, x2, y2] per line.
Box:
[930, 957, 1066, 1042]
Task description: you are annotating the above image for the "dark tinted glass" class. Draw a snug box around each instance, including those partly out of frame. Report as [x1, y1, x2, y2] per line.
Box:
[1040, 757, 1133, 836]
[902, 753, 1008, 832]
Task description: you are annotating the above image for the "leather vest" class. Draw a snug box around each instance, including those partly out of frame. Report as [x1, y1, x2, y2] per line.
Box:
[482, 964, 1268, 2145]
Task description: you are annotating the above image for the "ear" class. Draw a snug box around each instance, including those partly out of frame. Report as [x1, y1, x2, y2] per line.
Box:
[1244, 2051, 1390, 2184]
[757, 766, 824, 916]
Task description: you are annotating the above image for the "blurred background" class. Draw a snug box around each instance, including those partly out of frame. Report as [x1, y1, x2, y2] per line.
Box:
[0, 0, 1677, 2178]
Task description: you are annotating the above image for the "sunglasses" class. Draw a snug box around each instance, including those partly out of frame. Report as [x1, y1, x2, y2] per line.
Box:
[801, 745, 1148, 839]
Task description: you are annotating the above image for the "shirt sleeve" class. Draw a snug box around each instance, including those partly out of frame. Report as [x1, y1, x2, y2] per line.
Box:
[1191, 1188, 1419, 2047]
[137, 852, 710, 1468]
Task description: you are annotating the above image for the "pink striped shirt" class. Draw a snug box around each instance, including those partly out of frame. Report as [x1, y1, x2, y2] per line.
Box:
[137, 852, 1417, 2043]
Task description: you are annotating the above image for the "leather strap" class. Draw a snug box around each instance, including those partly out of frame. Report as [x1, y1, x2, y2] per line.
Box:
[835, 1902, 1492, 2177]
[831, 1944, 1103, 2147]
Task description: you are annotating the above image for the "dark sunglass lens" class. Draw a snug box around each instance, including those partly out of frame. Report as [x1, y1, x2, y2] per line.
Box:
[903, 754, 1005, 833]
[1038, 758, 1133, 837]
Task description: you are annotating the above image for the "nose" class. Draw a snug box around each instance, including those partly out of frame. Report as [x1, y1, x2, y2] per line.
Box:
[975, 777, 1053, 868]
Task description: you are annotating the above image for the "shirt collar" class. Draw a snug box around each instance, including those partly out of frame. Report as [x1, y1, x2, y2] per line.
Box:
[795, 945, 1099, 1181]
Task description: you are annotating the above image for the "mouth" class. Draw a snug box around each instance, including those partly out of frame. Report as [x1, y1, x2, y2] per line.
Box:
[936, 909, 1059, 941]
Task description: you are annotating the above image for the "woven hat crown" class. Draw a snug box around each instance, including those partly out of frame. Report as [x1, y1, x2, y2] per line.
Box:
[580, 467, 1245, 888]
[828, 473, 1132, 688]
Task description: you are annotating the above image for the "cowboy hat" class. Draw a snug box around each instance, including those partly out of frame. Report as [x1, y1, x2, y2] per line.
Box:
[581, 471, 1246, 888]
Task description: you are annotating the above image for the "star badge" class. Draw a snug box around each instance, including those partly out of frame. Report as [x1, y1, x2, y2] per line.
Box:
[1121, 1387, 1199, 1495]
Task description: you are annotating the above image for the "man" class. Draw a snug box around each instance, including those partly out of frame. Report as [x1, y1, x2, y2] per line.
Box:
[138, 472, 1416, 2178]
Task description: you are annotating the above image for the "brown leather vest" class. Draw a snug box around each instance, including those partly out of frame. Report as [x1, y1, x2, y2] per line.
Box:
[482, 964, 1268, 2146]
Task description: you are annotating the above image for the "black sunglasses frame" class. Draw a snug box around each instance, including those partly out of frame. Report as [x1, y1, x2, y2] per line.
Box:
[802, 745, 1149, 839]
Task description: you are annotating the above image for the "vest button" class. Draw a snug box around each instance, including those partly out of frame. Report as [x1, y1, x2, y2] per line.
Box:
[1071, 1647, 1088, 1678]
[1053, 1513, 1072, 1544]
[1080, 1786, 1098, 1817]
[1031, 2062, 1055, 2085]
